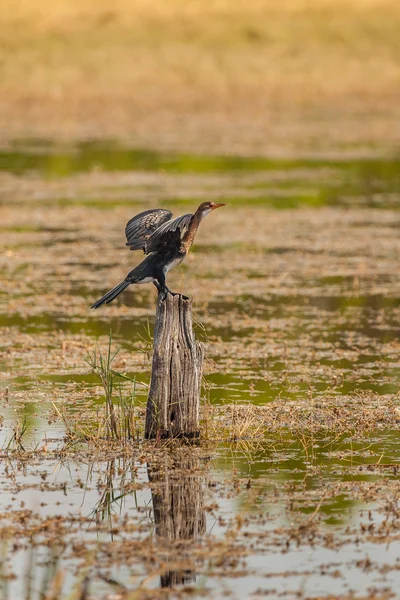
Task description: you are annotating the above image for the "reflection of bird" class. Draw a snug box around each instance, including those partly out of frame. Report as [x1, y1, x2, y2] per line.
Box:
[91, 201, 225, 309]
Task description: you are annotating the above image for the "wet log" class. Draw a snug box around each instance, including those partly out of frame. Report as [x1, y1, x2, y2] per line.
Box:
[145, 292, 204, 439]
[148, 453, 206, 588]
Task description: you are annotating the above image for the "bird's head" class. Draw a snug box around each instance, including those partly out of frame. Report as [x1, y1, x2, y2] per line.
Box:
[196, 201, 226, 219]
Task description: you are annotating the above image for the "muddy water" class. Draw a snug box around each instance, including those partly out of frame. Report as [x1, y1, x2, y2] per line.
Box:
[1, 143, 400, 599]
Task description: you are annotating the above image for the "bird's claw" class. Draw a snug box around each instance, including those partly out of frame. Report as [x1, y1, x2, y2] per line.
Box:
[163, 287, 175, 298]
[154, 282, 187, 300]
[165, 287, 187, 299]
[160, 287, 184, 300]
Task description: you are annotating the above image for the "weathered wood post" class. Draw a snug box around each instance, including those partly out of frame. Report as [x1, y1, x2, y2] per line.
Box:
[145, 292, 204, 439]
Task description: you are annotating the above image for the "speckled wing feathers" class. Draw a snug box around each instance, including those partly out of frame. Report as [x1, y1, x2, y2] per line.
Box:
[125, 209, 173, 251]
[145, 213, 193, 253]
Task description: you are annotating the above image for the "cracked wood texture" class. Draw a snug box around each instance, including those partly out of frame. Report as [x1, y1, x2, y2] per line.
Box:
[145, 293, 204, 439]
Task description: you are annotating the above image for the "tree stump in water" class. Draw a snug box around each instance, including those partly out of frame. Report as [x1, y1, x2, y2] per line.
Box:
[145, 292, 204, 439]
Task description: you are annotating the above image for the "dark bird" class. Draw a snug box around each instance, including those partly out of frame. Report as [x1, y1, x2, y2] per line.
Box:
[91, 201, 225, 309]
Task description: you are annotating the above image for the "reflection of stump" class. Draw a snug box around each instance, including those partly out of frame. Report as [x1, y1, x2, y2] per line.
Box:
[148, 454, 206, 587]
[145, 293, 204, 439]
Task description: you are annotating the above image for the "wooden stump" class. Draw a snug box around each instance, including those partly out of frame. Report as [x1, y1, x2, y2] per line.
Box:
[148, 453, 206, 587]
[145, 293, 204, 439]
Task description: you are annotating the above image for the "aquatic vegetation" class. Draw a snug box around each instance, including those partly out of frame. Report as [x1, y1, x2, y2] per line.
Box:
[82, 335, 138, 442]
[1, 146, 400, 598]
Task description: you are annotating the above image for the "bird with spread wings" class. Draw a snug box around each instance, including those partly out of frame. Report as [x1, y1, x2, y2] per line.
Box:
[91, 201, 225, 309]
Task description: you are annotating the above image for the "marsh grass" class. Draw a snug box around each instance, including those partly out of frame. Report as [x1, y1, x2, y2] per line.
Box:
[202, 393, 400, 447]
[86, 335, 119, 439]
[46, 333, 140, 446]
[83, 334, 137, 442]
[4, 415, 31, 451]
[131, 317, 153, 365]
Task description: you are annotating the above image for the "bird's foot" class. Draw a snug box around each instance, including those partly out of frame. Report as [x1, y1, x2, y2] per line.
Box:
[164, 286, 187, 298]
[162, 286, 175, 298]
[154, 282, 188, 300]
[162, 287, 188, 300]
[167, 289, 189, 300]
[153, 281, 166, 296]
[154, 284, 170, 300]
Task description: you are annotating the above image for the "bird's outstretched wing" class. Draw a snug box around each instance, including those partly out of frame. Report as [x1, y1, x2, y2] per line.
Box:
[145, 213, 193, 253]
[125, 209, 173, 251]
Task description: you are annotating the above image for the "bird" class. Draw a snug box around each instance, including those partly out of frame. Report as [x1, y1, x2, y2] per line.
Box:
[90, 201, 226, 309]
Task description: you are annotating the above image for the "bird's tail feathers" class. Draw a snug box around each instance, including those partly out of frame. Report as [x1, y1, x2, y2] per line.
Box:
[90, 280, 130, 309]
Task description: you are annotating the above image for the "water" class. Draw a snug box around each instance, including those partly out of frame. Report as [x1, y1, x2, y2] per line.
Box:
[1, 142, 400, 598]
[1, 435, 399, 598]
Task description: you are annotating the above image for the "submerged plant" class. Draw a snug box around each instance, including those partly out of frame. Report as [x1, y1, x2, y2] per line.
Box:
[3, 415, 31, 451]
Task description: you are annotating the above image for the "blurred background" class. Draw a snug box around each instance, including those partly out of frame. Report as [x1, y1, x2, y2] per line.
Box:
[1, 0, 400, 156]
[2, 3, 400, 598]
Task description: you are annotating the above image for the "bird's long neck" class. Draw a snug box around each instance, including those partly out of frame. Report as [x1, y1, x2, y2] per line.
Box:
[181, 210, 204, 251]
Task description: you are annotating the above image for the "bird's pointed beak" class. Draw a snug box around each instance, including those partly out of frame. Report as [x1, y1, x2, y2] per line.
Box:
[212, 203, 226, 210]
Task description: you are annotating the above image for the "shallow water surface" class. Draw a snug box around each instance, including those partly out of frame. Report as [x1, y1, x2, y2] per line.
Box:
[0, 432, 399, 599]
[1, 143, 400, 598]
